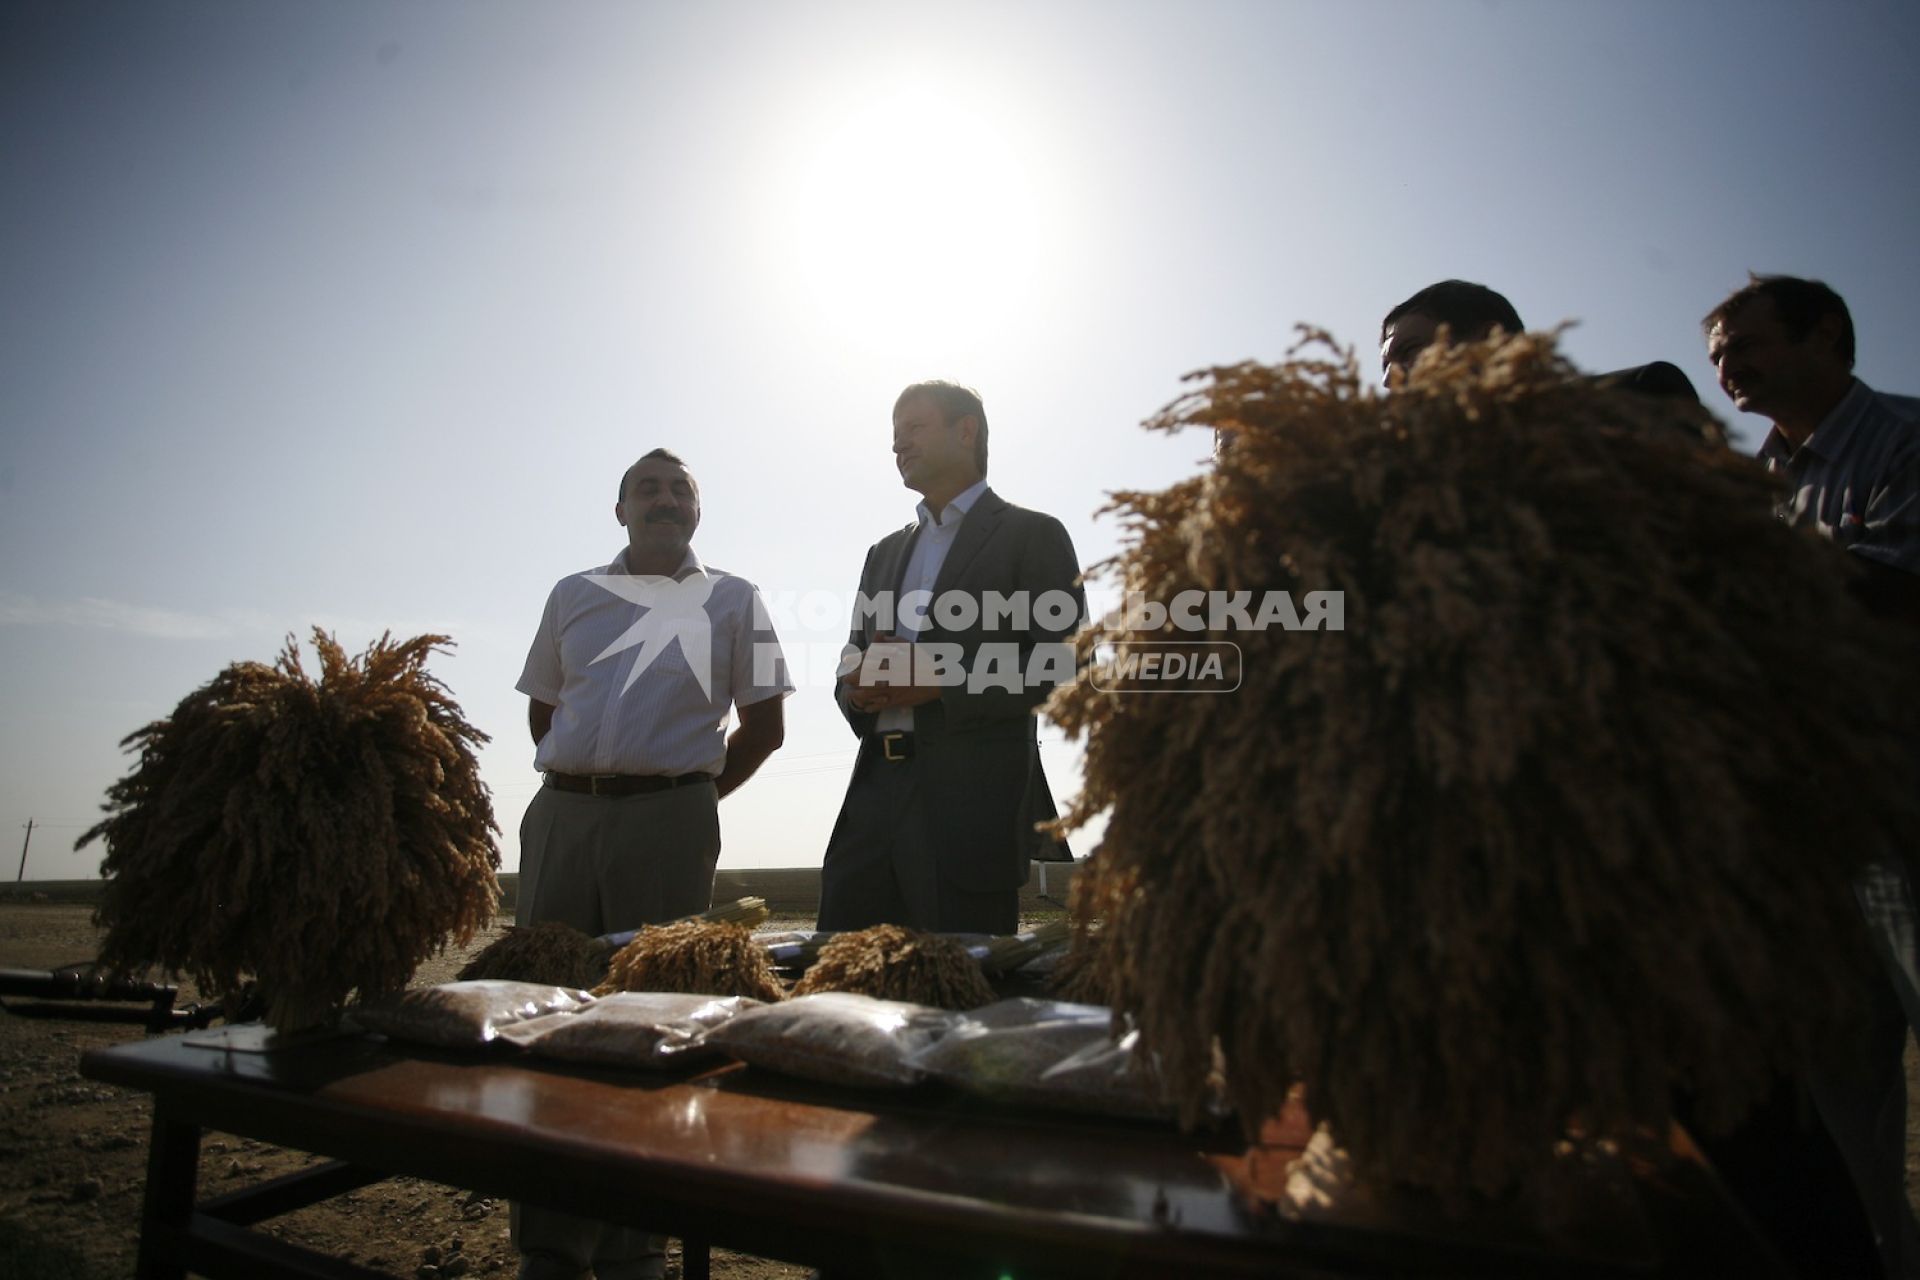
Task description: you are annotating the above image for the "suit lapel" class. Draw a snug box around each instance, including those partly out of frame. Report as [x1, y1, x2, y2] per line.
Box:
[862, 522, 919, 640]
[932, 488, 1007, 597]
[883, 522, 921, 598]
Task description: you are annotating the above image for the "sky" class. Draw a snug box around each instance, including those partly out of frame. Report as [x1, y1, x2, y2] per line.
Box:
[3, 0, 1917, 882]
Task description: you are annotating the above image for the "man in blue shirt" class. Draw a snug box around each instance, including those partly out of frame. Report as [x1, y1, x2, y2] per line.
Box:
[1706, 273, 1920, 1278]
[1707, 274, 1920, 621]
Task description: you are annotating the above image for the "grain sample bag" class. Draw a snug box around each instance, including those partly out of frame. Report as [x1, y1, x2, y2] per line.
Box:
[352, 980, 594, 1050]
[755, 930, 823, 972]
[908, 998, 1176, 1121]
[698, 992, 957, 1089]
[499, 992, 762, 1069]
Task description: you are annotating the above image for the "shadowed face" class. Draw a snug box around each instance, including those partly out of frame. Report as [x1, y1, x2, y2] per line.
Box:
[1706, 295, 1844, 423]
[615, 458, 700, 564]
[891, 391, 979, 497]
[1380, 311, 1440, 387]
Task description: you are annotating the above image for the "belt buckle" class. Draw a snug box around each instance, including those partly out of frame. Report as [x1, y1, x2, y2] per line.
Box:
[588, 775, 614, 796]
[881, 732, 910, 763]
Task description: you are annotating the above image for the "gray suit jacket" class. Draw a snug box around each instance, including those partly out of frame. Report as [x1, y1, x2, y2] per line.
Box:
[833, 488, 1084, 890]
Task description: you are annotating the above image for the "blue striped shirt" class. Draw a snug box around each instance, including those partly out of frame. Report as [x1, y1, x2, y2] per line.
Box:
[1758, 378, 1920, 576]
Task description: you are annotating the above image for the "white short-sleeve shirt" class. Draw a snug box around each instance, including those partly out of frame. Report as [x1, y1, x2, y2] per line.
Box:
[518, 547, 793, 777]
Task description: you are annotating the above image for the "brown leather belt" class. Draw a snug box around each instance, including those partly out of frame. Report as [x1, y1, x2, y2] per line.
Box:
[545, 771, 714, 797]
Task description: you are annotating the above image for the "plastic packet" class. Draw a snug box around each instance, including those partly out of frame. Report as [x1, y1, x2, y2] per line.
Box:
[907, 997, 1175, 1119]
[498, 991, 761, 1068]
[351, 980, 594, 1049]
[1002, 937, 1071, 980]
[697, 991, 957, 1088]
[753, 930, 823, 969]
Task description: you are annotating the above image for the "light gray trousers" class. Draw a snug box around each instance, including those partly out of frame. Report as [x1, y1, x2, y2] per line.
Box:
[511, 781, 721, 1280]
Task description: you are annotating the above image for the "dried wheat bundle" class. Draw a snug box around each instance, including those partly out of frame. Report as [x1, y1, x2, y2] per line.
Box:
[701, 896, 770, 929]
[792, 925, 996, 1011]
[980, 919, 1071, 974]
[596, 920, 787, 1002]
[470, 899, 774, 991]
[1047, 901, 1113, 1008]
[1046, 329, 1920, 1196]
[79, 630, 501, 1032]
[458, 921, 610, 990]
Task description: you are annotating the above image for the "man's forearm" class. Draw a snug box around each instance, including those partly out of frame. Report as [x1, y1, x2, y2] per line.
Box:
[715, 714, 784, 798]
[528, 698, 555, 746]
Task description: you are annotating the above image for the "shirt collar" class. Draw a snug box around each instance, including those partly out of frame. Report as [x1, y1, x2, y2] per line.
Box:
[916, 478, 989, 530]
[609, 546, 706, 579]
[1758, 378, 1872, 466]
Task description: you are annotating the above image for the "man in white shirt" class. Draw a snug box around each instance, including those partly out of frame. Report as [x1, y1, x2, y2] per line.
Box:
[822, 381, 1083, 936]
[512, 447, 791, 1280]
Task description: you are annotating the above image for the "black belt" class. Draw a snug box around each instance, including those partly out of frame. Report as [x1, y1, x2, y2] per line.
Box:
[875, 731, 914, 762]
[545, 771, 713, 797]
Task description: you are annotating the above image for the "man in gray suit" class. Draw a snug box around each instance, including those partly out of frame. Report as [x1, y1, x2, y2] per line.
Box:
[819, 381, 1084, 935]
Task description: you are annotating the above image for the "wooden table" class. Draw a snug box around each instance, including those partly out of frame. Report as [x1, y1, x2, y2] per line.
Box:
[81, 1030, 1788, 1279]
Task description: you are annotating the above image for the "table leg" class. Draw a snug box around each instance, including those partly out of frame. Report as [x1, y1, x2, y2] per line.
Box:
[681, 1234, 711, 1280]
[135, 1102, 201, 1280]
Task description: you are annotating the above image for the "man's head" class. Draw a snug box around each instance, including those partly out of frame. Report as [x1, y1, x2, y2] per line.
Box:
[892, 380, 988, 500]
[1379, 280, 1525, 384]
[615, 447, 700, 567]
[1703, 275, 1855, 431]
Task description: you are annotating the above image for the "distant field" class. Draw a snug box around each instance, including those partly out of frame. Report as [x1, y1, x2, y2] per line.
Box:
[1, 862, 1079, 916]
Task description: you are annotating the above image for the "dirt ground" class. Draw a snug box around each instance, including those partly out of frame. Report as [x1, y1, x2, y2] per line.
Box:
[0, 902, 811, 1280]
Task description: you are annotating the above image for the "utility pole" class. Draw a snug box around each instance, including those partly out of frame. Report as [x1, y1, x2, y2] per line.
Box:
[15, 818, 32, 885]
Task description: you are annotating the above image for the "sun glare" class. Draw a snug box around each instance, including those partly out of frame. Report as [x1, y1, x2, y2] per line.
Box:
[767, 72, 1060, 358]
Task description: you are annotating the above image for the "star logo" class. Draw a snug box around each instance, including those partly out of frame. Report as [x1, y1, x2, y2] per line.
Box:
[583, 572, 716, 699]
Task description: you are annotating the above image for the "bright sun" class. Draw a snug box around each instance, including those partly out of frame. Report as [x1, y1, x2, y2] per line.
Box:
[767, 71, 1060, 358]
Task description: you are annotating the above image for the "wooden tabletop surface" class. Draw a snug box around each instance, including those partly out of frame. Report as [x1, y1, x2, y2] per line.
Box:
[82, 1030, 1786, 1278]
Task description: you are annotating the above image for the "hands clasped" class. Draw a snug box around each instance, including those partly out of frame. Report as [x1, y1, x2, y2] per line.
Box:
[840, 633, 945, 712]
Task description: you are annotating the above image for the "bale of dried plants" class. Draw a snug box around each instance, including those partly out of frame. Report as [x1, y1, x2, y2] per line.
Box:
[78, 630, 501, 1032]
[459, 899, 773, 990]
[792, 924, 997, 1011]
[1046, 915, 1113, 1008]
[596, 920, 788, 1003]
[1046, 330, 1920, 1196]
[458, 921, 611, 990]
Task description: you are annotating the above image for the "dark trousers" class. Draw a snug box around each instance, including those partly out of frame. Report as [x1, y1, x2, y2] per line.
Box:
[818, 748, 1019, 936]
[1677, 1075, 1883, 1277]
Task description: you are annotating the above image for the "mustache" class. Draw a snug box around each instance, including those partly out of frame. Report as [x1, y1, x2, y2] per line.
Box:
[643, 509, 689, 526]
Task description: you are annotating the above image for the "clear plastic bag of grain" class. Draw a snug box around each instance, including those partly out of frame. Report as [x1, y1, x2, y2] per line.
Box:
[498, 992, 763, 1068]
[350, 980, 595, 1050]
[755, 930, 826, 971]
[907, 997, 1177, 1120]
[697, 991, 957, 1089]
